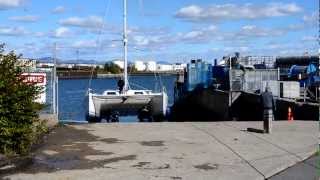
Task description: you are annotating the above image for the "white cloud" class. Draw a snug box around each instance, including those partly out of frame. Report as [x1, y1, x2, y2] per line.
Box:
[71, 40, 98, 48]
[52, 27, 72, 38]
[178, 24, 292, 45]
[177, 5, 202, 18]
[266, 43, 283, 50]
[237, 25, 285, 38]
[52, 6, 65, 14]
[260, 41, 317, 56]
[0, 0, 24, 10]
[59, 16, 104, 29]
[0, 26, 28, 36]
[9, 15, 39, 22]
[128, 26, 170, 36]
[303, 12, 317, 26]
[301, 35, 318, 42]
[177, 25, 218, 43]
[183, 30, 203, 39]
[224, 46, 249, 53]
[238, 46, 249, 52]
[132, 35, 150, 46]
[114, 26, 176, 49]
[175, 3, 302, 22]
[34, 32, 46, 37]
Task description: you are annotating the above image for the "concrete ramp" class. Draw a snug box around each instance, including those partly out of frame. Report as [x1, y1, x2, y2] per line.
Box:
[4, 121, 318, 180]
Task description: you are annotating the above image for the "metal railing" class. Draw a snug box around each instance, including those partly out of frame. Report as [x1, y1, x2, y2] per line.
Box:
[230, 69, 279, 93]
[239, 56, 275, 68]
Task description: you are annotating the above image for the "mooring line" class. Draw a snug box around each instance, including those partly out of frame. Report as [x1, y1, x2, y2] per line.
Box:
[189, 123, 266, 179]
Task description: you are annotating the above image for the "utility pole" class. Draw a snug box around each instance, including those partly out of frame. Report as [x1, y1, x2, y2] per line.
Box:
[229, 56, 233, 120]
[76, 49, 80, 70]
[229, 56, 232, 91]
[318, 0, 320, 122]
[123, 0, 128, 92]
[53, 43, 57, 115]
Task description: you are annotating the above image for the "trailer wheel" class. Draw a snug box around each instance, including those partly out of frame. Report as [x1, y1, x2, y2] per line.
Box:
[86, 115, 101, 123]
[110, 111, 120, 123]
[138, 106, 152, 122]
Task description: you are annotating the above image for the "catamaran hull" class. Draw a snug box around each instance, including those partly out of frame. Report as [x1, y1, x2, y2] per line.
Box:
[86, 92, 168, 122]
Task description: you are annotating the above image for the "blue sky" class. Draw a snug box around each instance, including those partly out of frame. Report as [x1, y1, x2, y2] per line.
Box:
[0, 0, 318, 63]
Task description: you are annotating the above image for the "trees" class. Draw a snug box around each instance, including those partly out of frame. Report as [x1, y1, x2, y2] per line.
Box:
[128, 65, 138, 73]
[103, 62, 138, 74]
[0, 44, 43, 155]
[104, 62, 122, 74]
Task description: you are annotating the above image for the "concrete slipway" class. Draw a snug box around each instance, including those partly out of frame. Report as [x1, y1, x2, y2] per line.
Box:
[3, 121, 318, 180]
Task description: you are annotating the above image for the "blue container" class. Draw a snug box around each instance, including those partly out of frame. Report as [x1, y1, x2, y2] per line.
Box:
[195, 60, 201, 85]
[202, 63, 208, 88]
[185, 63, 197, 91]
[207, 64, 213, 87]
[184, 60, 214, 91]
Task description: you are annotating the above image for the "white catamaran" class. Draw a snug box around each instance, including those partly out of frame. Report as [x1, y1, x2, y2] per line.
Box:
[86, 0, 168, 122]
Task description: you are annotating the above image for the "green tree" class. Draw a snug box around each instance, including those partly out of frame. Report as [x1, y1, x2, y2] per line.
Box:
[128, 65, 138, 73]
[0, 44, 42, 155]
[104, 62, 122, 74]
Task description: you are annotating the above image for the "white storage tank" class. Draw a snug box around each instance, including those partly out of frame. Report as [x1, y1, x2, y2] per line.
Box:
[157, 64, 173, 72]
[146, 61, 157, 72]
[112, 60, 124, 69]
[134, 61, 146, 71]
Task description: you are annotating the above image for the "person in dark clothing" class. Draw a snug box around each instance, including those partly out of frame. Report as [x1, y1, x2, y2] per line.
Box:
[260, 86, 276, 133]
[117, 78, 125, 94]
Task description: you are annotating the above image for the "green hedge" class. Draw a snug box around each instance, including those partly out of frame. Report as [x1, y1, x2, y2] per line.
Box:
[0, 44, 44, 155]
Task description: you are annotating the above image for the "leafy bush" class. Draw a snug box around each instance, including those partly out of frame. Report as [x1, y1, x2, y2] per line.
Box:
[0, 44, 44, 155]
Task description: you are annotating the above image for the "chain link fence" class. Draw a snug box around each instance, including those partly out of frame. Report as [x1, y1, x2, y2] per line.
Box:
[23, 68, 56, 115]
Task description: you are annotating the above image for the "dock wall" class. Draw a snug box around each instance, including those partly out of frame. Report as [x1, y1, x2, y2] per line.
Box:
[233, 92, 319, 121]
[170, 89, 230, 121]
[171, 89, 319, 121]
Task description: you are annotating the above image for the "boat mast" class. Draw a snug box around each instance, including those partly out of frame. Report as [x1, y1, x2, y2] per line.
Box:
[123, 0, 128, 92]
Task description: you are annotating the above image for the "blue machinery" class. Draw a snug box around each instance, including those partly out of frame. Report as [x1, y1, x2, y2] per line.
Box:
[288, 63, 320, 87]
[174, 59, 213, 101]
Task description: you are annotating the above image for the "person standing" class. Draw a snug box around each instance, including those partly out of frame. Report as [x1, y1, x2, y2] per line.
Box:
[117, 78, 125, 94]
[260, 86, 276, 134]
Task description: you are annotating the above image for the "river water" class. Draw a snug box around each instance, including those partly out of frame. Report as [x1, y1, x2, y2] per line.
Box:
[58, 75, 176, 122]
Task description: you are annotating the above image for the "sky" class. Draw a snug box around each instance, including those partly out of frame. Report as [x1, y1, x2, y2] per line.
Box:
[0, 0, 318, 63]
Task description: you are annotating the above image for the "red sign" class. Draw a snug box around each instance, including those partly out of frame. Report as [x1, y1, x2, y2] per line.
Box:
[21, 73, 46, 86]
[20, 73, 47, 104]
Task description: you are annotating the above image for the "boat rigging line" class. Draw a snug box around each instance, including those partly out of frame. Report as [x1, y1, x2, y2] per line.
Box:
[87, 0, 112, 92]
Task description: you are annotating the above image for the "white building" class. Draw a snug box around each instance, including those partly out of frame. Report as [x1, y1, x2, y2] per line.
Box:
[172, 63, 187, 71]
[131, 60, 184, 72]
[112, 60, 124, 69]
[146, 61, 157, 71]
[76, 64, 101, 68]
[157, 64, 173, 72]
[57, 63, 73, 69]
[17, 58, 37, 69]
[37, 62, 55, 68]
[134, 61, 146, 71]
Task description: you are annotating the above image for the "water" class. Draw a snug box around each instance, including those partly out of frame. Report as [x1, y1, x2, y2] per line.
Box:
[58, 75, 176, 122]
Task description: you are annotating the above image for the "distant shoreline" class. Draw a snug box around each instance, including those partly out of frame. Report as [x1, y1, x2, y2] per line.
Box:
[58, 72, 179, 79]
